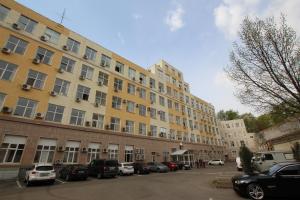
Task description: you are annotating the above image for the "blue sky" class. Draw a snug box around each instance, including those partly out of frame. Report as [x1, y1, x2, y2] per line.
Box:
[16, 0, 300, 115]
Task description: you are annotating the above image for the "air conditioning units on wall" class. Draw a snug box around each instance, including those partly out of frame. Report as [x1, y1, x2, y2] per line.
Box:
[12, 23, 21, 30]
[32, 58, 41, 64]
[62, 45, 69, 51]
[40, 35, 49, 42]
[22, 84, 31, 91]
[2, 106, 13, 114]
[35, 112, 44, 119]
[57, 146, 65, 152]
[1, 47, 12, 54]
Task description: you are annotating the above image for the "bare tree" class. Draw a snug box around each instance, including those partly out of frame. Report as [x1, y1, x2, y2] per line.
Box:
[226, 15, 300, 115]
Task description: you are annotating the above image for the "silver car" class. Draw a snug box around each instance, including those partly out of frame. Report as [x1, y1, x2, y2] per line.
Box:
[147, 162, 169, 173]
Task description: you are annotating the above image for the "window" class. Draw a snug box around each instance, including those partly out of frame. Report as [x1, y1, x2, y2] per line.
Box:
[185, 96, 190, 104]
[0, 4, 9, 21]
[125, 146, 134, 162]
[0, 60, 17, 81]
[125, 120, 134, 133]
[69, 109, 85, 126]
[35, 47, 54, 65]
[17, 15, 37, 33]
[26, 70, 46, 89]
[167, 99, 172, 109]
[150, 125, 157, 137]
[126, 101, 135, 113]
[110, 117, 120, 131]
[98, 71, 109, 86]
[14, 97, 37, 118]
[34, 139, 56, 163]
[167, 86, 172, 95]
[139, 104, 146, 116]
[174, 102, 179, 111]
[80, 65, 94, 80]
[87, 143, 100, 163]
[128, 68, 136, 80]
[5, 35, 28, 55]
[44, 27, 60, 44]
[159, 127, 167, 138]
[0, 93, 6, 110]
[159, 96, 165, 106]
[112, 96, 122, 109]
[45, 104, 64, 123]
[0, 135, 26, 163]
[76, 85, 90, 101]
[95, 91, 106, 106]
[127, 83, 135, 95]
[150, 92, 156, 103]
[92, 113, 104, 128]
[150, 78, 156, 89]
[159, 111, 166, 121]
[115, 62, 124, 74]
[278, 165, 300, 175]
[84, 47, 96, 60]
[150, 108, 156, 119]
[139, 73, 146, 85]
[108, 144, 119, 160]
[169, 114, 174, 123]
[66, 38, 80, 53]
[158, 82, 164, 93]
[53, 78, 70, 96]
[139, 88, 146, 99]
[114, 78, 123, 91]
[60, 56, 75, 72]
[172, 77, 176, 84]
[63, 141, 80, 164]
[139, 123, 146, 135]
[176, 116, 181, 125]
[165, 74, 170, 82]
[170, 129, 176, 140]
[100, 54, 111, 68]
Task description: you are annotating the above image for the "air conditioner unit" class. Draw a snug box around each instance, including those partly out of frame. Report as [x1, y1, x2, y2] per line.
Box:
[114, 88, 118, 92]
[136, 104, 139, 108]
[98, 81, 103, 86]
[83, 54, 88, 59]
[102, 148, 108, 153]
[57, 68, 64, 73]
[62, 45, 69, 51]
[122, 99, 127, 104]
[2, 106, 13, 114]
[94, 102, 99, 107]
[32, 58, 41, 64]
[85, 121, 91, 127]
[159, 132, 164, 137]
[22, 84, 31, 91]
[132, 77, 136, 81]
[1, 47, 12, 54]
[40, 35, 49, 42]
[50, 91, 57, 97]
[12, 23, 21, 30]
[105, 124, 110, 130]
[75, 97, 81, 102]
[57, 146, 65, 152]
[81, 147, 87, 153]
[35, 112, 44, 119]
[79, 75, 85, 80]
[148, 131, 152, 136]
[122, 127, 126, 132]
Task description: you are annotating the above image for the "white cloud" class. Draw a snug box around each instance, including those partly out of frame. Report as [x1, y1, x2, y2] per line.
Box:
[117, 32, 125, 45]
[165, 3, 185, 32]
[214, 71, 234, 89]
[214, 0, 300, 39]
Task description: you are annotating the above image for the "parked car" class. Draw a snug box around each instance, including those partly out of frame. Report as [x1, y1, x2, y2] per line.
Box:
[25, 164, 56, 186]
[59, 164, 88, 181]
[236, 157, 243, 171]
[175, 161, 191, 170]
[147, 162, 169, 173]
[252, 151, 295, 172]
[88, 159, 118, 178]
[208, 159, 224, 166]
[118, 162, 134, 175]
[133, 162, 150, 174]
[161, 162, 178, 171]
[232, 162, 300, 200]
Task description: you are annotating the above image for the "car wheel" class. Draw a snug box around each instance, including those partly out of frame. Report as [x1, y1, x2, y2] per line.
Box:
[97, 173, 101, 179]
[65, 175, 70, 181]
[247, 183, 264, 200]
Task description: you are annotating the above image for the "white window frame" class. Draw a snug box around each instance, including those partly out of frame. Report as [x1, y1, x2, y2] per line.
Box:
[45, 103, 64, 123]
[81, 65, 94, 80]
[0, 60, 18, 81]
[5, 35, 28, 55]
[44, 27, 60, 44]
[66, 38, 80, 53]
[69, 109, 85, 126]
[13, 97, 37, 118]
[53, 78, 70, 96]
[92, 113, 104, 129]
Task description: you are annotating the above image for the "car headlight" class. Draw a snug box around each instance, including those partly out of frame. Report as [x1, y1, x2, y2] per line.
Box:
[234, 180, 247, 184]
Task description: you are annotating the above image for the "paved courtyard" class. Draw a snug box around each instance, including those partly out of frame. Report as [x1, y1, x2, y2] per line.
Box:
[0, 163, 246, 200]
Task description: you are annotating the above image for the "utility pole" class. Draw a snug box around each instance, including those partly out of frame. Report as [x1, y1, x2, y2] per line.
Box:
[60, 8, 66, 24]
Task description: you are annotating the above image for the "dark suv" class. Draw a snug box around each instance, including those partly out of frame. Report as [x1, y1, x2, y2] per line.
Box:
[88, 159, 118, 178]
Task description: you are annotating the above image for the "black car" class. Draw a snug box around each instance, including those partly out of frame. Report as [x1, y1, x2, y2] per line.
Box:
[133, 162, 150, 174]
[88, 159, 118, 178]
[232, 162, 300, 200]
[175, 161, 191, 170]
[59, 164, 88, 181]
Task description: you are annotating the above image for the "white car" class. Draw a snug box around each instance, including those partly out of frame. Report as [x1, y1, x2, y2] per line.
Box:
[118, 162, 134, 175]
[208, 159, 224, 165]
[25, 164, 56, 186]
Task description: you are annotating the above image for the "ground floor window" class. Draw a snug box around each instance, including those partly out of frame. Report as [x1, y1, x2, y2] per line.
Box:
[87, 143, 100, 163]
[163, 151, 169, 162]
[125, 145, 134, 162]
[108, 144, 119, 160]
[135, 148, 145, 161]
[0, 135, 26, 163]
[34, 138, 56, 163]
[63, 141, 80, 163]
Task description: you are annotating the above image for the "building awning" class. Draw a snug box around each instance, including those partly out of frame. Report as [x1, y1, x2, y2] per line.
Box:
[171, 149, 188, 156]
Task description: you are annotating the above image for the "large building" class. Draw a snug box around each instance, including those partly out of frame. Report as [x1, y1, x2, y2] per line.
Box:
[0, 1, 224, 176]
[218, 119, 257, 160]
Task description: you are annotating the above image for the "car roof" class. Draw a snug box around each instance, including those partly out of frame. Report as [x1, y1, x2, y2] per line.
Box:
[35, 163, 53, 167]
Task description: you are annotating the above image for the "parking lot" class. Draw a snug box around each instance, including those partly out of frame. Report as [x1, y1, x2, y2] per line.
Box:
[0, 163, 245, 200]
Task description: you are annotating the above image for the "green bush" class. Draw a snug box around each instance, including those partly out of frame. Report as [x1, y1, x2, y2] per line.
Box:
[291, 142, 300, 162]
[239, 145, 253, 174]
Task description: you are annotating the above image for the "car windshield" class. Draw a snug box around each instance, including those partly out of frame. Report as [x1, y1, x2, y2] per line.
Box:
[106, 160, 118, 166]
[267, 164, 284, 175]
[124, 163, 133, 167]
[36, 166, 53, 171]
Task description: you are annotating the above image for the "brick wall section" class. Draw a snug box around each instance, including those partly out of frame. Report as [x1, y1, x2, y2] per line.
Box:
[0, 116, 225, 167]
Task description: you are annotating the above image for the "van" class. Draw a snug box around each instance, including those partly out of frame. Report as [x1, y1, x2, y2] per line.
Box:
[88, 159, 119, 178]
[252, 151, 295, 172]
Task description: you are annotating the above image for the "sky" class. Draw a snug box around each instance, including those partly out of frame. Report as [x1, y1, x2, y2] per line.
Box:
[16, 0, 300, 115]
